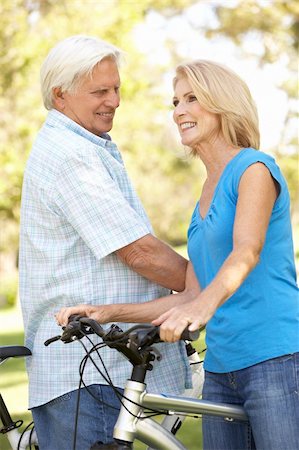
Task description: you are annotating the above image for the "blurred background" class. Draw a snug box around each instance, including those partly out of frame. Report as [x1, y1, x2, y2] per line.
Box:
[0, 1, 298, 448]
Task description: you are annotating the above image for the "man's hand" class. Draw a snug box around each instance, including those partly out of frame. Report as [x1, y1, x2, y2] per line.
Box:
[55, 304, 115, 327]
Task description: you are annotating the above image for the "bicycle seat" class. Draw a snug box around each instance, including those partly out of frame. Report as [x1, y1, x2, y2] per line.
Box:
[0, 345, 31, 362]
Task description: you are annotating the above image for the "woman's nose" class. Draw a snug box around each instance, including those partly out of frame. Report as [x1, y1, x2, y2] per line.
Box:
[173, 102, 185, 121]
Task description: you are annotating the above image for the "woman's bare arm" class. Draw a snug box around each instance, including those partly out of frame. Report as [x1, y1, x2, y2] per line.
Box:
[153, 163, 279, 341]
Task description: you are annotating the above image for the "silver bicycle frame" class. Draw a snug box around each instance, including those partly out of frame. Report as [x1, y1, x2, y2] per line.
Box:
[113, 380, 247, 449]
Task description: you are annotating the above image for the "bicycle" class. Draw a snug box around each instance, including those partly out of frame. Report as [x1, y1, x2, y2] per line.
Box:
[1, 316, 247, 449]
[43, 316, 247, 450]
[0, 317, 204, 450]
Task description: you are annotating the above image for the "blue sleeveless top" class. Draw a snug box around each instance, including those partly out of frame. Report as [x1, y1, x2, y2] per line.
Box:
[188, 148, 299, 372]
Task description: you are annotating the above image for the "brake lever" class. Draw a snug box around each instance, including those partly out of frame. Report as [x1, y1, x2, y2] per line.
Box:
[44, 324, 85, 346]
[60, 319, 96, 343]
[44, 315, 93, 346]
[44, 335, 61, 346]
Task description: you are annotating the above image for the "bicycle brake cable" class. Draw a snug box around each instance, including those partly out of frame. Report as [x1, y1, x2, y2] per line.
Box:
[17, 421, 34, 450]
[76, 336, 169, 419]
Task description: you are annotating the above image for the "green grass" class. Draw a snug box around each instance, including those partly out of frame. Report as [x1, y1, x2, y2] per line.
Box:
[0, 307, 203, 449]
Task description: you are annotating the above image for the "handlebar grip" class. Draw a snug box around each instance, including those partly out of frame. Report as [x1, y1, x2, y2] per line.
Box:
[180, 327, 200, 341]
[79, 317, 106, 337]
[67, 314, 84, 323]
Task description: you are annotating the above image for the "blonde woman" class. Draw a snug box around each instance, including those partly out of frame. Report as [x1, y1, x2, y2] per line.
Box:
[153, 60, 299, 450]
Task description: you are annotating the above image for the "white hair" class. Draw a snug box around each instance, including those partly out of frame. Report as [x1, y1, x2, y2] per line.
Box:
[40, 35, 123, 110]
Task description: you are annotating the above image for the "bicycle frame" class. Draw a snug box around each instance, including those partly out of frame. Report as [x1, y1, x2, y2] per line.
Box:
[113, 379, 247, 450]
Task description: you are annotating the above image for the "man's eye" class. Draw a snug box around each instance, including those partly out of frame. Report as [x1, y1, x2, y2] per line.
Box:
[92, 90, 107, 96]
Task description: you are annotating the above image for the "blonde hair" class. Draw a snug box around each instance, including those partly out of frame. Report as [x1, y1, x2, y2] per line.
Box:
[41, 35, 123, 110]
[174, 60, 260, 151]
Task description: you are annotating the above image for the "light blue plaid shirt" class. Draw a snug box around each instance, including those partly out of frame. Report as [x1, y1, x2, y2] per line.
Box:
[19, 109, 191, 408]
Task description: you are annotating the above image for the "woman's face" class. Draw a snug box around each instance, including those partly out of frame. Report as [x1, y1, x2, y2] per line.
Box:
[172, 77, 220, 148]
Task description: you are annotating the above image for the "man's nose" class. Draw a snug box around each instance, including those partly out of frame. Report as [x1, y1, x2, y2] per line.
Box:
[106, 91, 120, 109]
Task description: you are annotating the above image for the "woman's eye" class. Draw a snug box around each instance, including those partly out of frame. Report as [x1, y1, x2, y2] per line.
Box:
[173, 100, 179, 107]
[188, 95, 197, 102]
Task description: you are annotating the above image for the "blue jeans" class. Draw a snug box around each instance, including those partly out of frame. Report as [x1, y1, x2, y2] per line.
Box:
[202, 353, 299, 450]
[31, 384, 123, 450]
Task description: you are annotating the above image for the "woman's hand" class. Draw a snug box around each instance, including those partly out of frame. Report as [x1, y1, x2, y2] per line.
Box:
[152, 295, 215, 342]
[55, 304, 114, 327]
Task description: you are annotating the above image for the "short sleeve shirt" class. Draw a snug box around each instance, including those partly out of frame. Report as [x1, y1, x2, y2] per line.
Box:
[19, 109, 191, 408]
[188, 148, 299, 372]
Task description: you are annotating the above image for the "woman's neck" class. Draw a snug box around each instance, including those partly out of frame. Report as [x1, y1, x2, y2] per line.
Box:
[194, 139, 242, 180]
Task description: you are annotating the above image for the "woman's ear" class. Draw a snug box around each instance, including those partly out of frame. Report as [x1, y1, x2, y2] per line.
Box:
[52, 87, 65, 110]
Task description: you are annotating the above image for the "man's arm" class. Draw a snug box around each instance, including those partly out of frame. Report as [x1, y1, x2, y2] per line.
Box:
[116, 233, 188, 292]
[55, 156, 187, 292]
[55, 261, 200, 326]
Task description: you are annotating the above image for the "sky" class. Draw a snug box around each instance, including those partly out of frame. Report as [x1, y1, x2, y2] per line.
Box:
[133, 1, 291, 152]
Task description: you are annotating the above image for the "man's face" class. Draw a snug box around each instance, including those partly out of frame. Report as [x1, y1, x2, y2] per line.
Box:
[59, 58, 120, 136]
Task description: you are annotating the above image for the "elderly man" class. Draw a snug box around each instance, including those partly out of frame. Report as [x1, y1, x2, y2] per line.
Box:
[19, 35, 192, 450]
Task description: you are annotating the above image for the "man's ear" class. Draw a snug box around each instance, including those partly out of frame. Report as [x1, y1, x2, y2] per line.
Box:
[52, 87, 65, 110]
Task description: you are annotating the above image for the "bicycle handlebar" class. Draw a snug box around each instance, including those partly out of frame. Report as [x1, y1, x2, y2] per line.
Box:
[44, 315, 200, 348]
[44, 315, 202, 373]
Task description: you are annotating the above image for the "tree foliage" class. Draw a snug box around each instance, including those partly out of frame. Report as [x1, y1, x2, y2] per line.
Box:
[208, 0, 299, 214]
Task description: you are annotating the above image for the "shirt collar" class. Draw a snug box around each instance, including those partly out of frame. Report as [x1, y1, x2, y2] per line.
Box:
[46, 109, 113, 147]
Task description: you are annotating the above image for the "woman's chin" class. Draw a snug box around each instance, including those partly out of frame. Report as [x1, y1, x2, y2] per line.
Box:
[181, 136, 198, 148]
